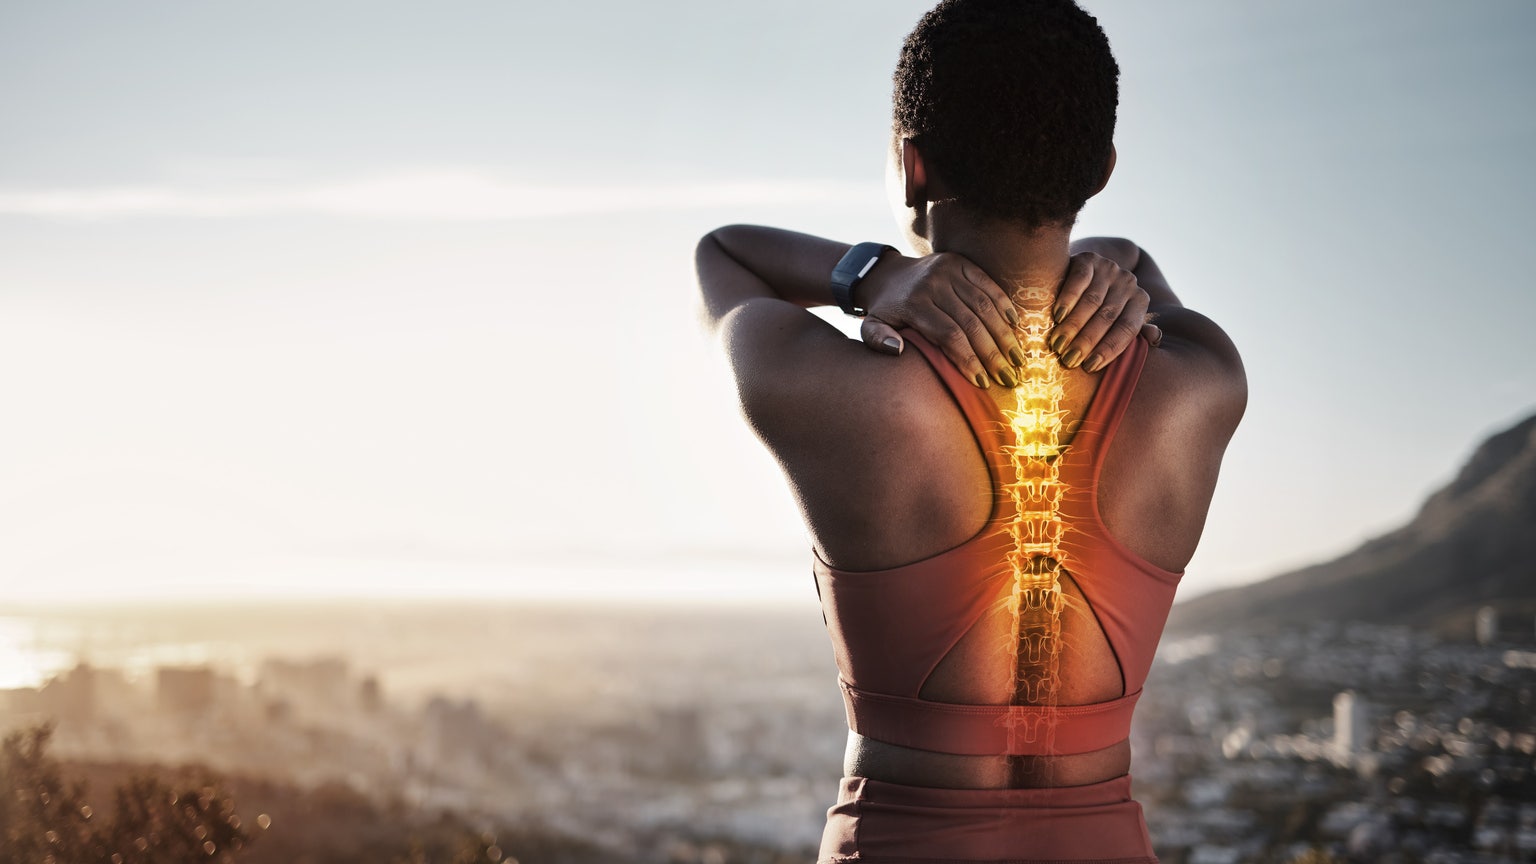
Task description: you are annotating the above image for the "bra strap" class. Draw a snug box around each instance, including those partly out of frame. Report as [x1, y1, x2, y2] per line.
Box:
[901, 330, 1014, 517]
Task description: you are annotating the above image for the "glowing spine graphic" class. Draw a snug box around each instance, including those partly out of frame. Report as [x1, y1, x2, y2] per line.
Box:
[999, 297, 1070, 758]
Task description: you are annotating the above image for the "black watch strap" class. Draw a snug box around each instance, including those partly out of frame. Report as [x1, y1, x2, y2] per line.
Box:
[830, 242, 895, 316]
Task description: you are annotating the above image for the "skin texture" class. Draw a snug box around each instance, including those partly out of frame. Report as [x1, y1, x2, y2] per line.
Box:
[695, 138, 1246, 789]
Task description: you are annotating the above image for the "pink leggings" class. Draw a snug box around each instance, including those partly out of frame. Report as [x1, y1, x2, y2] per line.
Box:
[818, 773, 1158, 863]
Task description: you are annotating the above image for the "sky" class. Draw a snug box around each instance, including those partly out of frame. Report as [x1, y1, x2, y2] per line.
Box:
[0, 0, 1532, 606]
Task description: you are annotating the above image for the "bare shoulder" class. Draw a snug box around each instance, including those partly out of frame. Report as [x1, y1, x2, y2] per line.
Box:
[718, 302, 987, 568]
[1097, 313, 1246, 572]
[716, 299, 942, 451]
[1137, 308, 1247, 440]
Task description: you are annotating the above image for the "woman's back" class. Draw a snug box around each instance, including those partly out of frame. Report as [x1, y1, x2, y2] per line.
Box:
[804, 305, 1223, 790]
[696, 220, 1245, 863]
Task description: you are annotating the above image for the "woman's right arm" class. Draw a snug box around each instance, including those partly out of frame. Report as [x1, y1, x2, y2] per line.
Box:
[1066, 236, 1247, 423]
[1066, 236, 1244, 372]
[1067, 236, 1179, 309]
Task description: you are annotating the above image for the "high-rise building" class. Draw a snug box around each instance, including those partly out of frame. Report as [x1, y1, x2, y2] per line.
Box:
[1476, 606, 1499, 646]
[40, 663, 97, 722]
[157, 666, 215, 715]
[259, 656, 349, 703]
[1334, 689, 1369, 758]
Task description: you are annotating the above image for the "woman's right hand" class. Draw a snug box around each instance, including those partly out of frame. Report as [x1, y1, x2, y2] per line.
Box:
[857, 251, 1026, 389]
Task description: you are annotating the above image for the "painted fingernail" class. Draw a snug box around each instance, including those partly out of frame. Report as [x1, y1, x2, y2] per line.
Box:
[974, 372, 990, 389]
[883, 336, 902, 352]
[1049, 333, 1067, 354]
[1053, 305, 1069, 323]
[1009, 346, 1026, 367]
[1084, 352, 1105, 373]
[998, 368, 1017, 388]
[1062, 348, 1083, 369]
[1004, 307, 1020, 326]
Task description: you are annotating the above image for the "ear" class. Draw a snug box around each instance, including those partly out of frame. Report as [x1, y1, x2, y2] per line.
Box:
[1091, 144, 1117, 197]
[901, 138, 930, 208]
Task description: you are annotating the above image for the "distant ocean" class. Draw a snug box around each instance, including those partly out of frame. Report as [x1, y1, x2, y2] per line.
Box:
[0, 570, 827, 698]
[0, 580, 848, 854]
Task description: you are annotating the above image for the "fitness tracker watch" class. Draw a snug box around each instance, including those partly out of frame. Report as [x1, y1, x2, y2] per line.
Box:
[830, 242, 896, 317]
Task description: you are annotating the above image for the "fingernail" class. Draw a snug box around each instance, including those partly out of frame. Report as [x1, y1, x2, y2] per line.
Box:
[1004, 308, 1020, 326]
[1084, 352, 1104, 373]
[1009, 347, 1026, 367]
[883, 336, 902, 353]
[974, 372, 990, 389]
[1053, 306, 1069, 323]
[1049, 333, 1066, 354]
[998, 368, 1017, 388]
[1062, 348, 1083, 369]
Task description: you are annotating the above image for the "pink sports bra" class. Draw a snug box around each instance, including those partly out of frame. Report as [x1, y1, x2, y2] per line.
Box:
[812, 329, 1183, 757]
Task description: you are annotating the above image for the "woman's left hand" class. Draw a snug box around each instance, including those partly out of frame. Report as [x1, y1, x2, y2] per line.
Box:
[1047, 252, 1162, 373]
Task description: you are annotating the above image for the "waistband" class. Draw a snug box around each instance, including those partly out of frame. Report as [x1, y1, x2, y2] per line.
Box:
[818, 774, 1158, 864]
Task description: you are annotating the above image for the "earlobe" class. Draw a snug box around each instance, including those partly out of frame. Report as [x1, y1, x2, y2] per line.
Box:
[902, 138, 928, 209]
[1092, 145, 1117, 197]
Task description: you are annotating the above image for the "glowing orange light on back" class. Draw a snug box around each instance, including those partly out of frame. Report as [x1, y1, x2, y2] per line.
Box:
[998, 295, 1070, 763]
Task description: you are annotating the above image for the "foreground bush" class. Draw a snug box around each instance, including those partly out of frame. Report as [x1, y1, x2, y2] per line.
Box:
[0, 724, 252, 863]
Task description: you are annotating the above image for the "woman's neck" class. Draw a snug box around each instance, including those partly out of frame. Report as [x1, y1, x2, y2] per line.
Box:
[923, 202, 1073, 311]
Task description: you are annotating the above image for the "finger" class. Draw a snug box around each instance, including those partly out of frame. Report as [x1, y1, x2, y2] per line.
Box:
[1050, 261, 1113, 359]
[1074, 285, 1149, 372]
[955, 258, 1020, 329]
[1140, 322, 1163, 348]
[951, 264, 1026, 370]
[911, 301, 994, 389]
[1052, 254, 1096, 325]
[932, 290, 1016, 387]
[1068, 277, 1146, 366]
[860, 316, 905, 355]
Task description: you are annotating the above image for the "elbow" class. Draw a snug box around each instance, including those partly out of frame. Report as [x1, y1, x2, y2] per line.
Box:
[696, 224, 752, 256]
[695, 228, 722, 265]
[1220, 351, 1249, 429]
[693, 228, 747, 338]
[1071, 236, 1142, 269]
[694, 225, 746, 282]
[693, 295, 715, 337]
[1109, 237, 1145, 269]
[693, 235, 721, 336]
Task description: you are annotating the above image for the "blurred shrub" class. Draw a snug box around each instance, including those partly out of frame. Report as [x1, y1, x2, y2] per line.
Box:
[0, 723, 253, 863]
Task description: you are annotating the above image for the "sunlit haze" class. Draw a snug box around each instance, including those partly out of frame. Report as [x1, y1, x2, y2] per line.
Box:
[2, 0, 1533, 605]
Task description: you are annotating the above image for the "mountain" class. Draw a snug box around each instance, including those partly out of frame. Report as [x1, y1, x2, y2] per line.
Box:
[1167, 412, 1536, 636]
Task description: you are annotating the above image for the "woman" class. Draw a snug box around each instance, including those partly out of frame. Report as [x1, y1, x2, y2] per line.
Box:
[695, 2, 1246, 861]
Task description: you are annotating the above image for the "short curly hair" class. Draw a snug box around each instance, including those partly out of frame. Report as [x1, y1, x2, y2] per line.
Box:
[893, 0, 1119, 228]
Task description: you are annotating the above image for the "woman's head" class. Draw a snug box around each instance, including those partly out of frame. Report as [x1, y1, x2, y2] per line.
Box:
[891, 0, 1120, 231]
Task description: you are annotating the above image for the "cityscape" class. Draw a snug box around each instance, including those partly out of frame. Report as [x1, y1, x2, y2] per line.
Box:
[1, 600, 1533, 863]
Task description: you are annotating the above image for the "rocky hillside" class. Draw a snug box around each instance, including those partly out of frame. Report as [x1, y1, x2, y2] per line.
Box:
[1167, 412, 1536, 636]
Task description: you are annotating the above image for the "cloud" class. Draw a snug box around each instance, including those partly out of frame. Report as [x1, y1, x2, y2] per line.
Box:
[0, 169, 878, 222]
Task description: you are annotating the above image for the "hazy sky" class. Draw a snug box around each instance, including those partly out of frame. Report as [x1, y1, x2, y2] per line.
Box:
[1, 0, 1532, 605]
